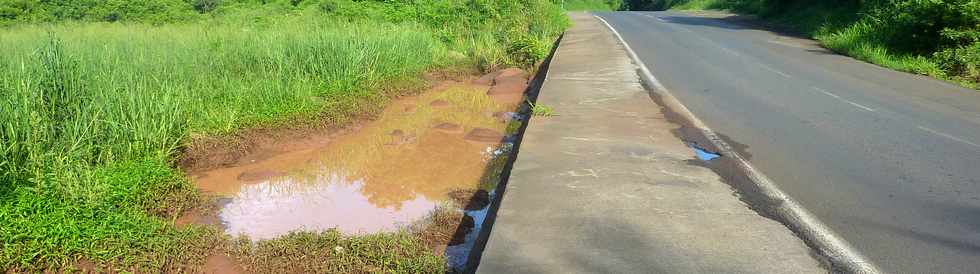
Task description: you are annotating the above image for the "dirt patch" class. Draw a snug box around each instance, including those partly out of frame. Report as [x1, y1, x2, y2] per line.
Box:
[487, 81, 528, 96]
[403, 104, 418, 113]
[495, 68, 529, 80]
[175, 68, 531, 273]
[483, 69, 529, 107]
[176, 71, 477, 173]
[175, 207, 223, 228]
[71, 259, 100, 273]
[464, 128, 505, 144]
[430, 99, 451, 108]
[178, 125, 358, 174]
[236, 170, 286, 183]
[203, 254, 244, 274]
[434, 122, 465, 134]
[474, 71, 502, 85]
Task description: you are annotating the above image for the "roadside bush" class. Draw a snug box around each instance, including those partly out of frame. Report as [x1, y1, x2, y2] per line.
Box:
[935, 44, 980, 83]
[319, 0, 337, 13]
[507, 34, 551, 67]
[0, 0, 199, 24]
[319, 0, 567, 69]
[190, 0, 222, 13]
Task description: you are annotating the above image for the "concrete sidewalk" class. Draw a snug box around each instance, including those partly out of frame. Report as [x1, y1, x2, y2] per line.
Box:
[476, 12, 825, 273]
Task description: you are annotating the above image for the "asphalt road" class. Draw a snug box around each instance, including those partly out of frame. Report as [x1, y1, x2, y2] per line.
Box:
[595, 11, 980, 274]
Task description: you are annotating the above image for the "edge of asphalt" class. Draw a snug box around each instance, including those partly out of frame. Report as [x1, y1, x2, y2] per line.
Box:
[592, 12, 883, 274]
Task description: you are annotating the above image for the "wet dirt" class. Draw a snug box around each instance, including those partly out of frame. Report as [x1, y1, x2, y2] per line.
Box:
[72, 259, 99, 273]
[175, 209, 222, 228]
[463, 128, 506, 144]
[188, 78, 522, 241]
[485, 69, 529, 107]
[430, 99, 451, 108]
[434, 122, 465, 134]
[203, 254, 243, 274]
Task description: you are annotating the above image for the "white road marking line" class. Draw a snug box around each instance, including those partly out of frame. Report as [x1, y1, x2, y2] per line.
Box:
[562, 136, 613, 142]
[714, 44, 741, 57]
[814, 87, 875, 112]
[641, 13, 742, 58]
[548, 76, 633, 82]
[844, 100, 876, 112]
[593, 14, 883, 274]
[641, 13, 667, 22]
[917, 126, 980, 150]
[815, 87, 842, 99]
[759, 63, 791, 78]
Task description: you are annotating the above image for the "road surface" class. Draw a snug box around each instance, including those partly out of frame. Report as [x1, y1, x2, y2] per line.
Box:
[595, 11, 980, 274]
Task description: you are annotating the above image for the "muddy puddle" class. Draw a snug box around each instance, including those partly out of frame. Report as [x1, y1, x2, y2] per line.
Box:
[188, 73, 528, 270]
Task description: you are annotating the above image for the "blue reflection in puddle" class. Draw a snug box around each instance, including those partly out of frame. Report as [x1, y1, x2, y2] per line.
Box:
[445, 190, 495, 270]
[687, 142, 721, 161]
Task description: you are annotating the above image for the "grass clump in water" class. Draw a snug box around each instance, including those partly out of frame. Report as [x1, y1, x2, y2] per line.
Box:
[230, 205, 468, 273]
[230, 230, 445, 273]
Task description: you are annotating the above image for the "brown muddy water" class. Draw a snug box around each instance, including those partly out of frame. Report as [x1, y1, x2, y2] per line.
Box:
[187, 75, 528, 270]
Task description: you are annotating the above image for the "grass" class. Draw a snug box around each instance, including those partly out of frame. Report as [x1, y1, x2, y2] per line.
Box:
[817, 21, 947, 81]
[0, 18, 439, 271]
[229, 230, 445, 273]
[226, 205, 466, 273]
[561, 0, 622, 11]
[667, 0, 723, 10]
[0, 1, 567, 272]
[527, 99, 556, 117]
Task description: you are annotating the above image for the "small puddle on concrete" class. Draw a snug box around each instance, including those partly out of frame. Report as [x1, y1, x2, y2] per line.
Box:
[686, 142, 722, 161]
[189, 78, 526, 269]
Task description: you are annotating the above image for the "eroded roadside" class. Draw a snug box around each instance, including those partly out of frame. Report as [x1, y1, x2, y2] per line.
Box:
[174, 69, 534, 273]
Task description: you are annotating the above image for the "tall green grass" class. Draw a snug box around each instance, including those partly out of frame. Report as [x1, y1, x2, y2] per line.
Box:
[818, 21, 945, 79]
[560, 0, 623, 11]
[0, 17, 441, 271]
[0, 1, 568, 271]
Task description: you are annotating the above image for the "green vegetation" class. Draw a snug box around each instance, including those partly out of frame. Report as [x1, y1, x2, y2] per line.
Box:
[228, 205, 470, 272]
[624, 0, 980, 89]
[560, 0, 624, 11]
[527, 99, 556, 117]
[0, 0, 568, 271]
[229, 230, 445, 273]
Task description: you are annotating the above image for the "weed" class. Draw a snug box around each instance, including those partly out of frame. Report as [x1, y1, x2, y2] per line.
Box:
[527, 99, 556, 117]
[229, 230, 445, 273]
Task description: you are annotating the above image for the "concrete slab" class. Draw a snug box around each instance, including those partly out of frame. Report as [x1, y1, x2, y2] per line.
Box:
[476, 12, 826, 273]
